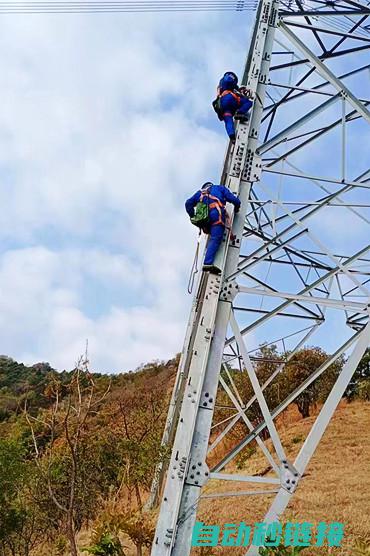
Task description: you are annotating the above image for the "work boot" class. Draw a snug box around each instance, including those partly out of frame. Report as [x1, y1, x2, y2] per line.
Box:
[234, 111, 249, 123]
[203, 264, 221, 275]
[229, 134, 236, 144]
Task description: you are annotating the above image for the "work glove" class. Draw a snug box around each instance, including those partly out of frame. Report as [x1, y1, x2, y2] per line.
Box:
[240, 86, 254, 100]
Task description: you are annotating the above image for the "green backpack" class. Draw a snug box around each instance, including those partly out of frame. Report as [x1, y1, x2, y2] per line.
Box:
[191, 193, 210, 229]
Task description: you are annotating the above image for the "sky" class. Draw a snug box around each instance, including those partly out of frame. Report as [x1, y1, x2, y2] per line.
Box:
[0, 6, 256, 372]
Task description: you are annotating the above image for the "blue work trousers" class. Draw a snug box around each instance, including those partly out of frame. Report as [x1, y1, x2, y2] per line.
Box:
[220, 94, 252, 138]
[204, 224, 225, 265]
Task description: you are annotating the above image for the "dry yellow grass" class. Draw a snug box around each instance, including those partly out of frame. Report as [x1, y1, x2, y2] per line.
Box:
[73, 401, 369, 556]
[192, 400, 370, 556]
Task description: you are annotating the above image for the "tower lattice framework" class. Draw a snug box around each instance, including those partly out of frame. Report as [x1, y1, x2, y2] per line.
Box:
[150, 0, 370, 553]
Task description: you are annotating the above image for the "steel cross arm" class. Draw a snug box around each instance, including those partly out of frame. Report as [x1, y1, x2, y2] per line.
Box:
[212, 329, 361, 472]
[252, 201, 370, 207]
[265, 60, 370, 109]
[279, 9, 370, 15]
[343, 274, 370, 296]
[255, 169, 370, 230]
[267, 82, 333, 97]
[257, 93, 340, 155]
[258, 181, 370, 297]
[263, 62, 370, 121]
[265, 9, 369, 137]
[240, 217, 334, 271]
[210, 472, 281, 484]
[251, 321, 370, 552]
[337, 275, 351, 323]
[293, 0, 327, 53]
[264, 79, 370, 168]
[232, 229, 318, 281]
[264, 105, 365, 168]
[264, 157, 370, 228]
[232, 183, 355, 284]
[201, 489, 280, 499]
[284, 20, 370, 42]
[304, 249, 370, 262]
[226, 243, 370, 344]
[280, 21, 370, 124]
[236, 285, 370, 311]
[223, 363, 244, 407]
[269, 43, 370, 72]
[332, 0, 370, 12]
[234, 305, 324, 320]
[242, 258, 370, 273]
[240, 226, 331, 270]
[240, 271, 323, 319]
[263, 168, 370, 189]
[348, 315, 369, 327]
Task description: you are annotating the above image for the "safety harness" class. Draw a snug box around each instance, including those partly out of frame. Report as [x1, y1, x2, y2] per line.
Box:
[200, 189, 224, 226]
[212, 89, 242, 120]
[220, 89, 242, 104]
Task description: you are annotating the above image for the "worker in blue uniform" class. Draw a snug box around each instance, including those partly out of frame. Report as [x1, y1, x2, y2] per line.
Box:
[212, 71, 253, 143]
[185, 182, 241, 274]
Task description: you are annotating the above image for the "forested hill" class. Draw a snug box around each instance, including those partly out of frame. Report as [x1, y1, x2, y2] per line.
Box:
[0, 356, 55, 420]
[0, 354, 177, 423]
[0, 356, 96, 421]
[0, 353, 179, 556]
[0, 348, 369, 556]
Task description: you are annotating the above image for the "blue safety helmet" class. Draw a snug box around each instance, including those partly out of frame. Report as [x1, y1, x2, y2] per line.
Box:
[223, 71, 238, 86]
[201, 182, 213, 189]
[224, 71, 238, 81]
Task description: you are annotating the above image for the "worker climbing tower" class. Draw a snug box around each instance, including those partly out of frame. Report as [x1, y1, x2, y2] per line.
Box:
[150, 0, 370, 553]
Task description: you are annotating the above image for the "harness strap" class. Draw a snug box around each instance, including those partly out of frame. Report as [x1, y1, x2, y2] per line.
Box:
[220, 89, 241, 105]
[200, 191, 224, 226]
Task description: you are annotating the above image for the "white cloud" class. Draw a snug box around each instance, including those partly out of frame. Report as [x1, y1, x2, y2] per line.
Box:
[0, 245, 186, 371]
[0, 10, 253, 371]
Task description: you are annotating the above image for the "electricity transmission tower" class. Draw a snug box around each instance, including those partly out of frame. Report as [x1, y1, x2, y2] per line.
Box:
[150, 0, 370, 553]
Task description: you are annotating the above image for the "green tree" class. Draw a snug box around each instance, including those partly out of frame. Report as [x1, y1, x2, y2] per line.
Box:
[259, 545, 308, 555]
[0, 439, 46, 556]
[283, 347, 343, 418]
[0, 439, 26, 548]
[347, 348, 370, 401]
[82, 528, 126, 556]
[26, 355, 111, 556]
[86, 369, 169, 556]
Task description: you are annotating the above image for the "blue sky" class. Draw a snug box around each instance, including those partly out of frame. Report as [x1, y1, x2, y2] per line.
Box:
[1, 5, 369, 374]
[0, 7, 256, 372]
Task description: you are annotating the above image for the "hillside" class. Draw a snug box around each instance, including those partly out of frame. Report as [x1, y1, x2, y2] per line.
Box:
[196, 401, 370, 556]
[0, 355, 177, 556]
[0, 352, 369, 556]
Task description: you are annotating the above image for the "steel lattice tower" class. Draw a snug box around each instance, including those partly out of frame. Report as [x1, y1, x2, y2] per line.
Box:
[150, 0, 370, 554]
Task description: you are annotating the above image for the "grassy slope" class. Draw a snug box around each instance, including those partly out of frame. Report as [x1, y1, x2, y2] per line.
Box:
[193, 401, 370, 556]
